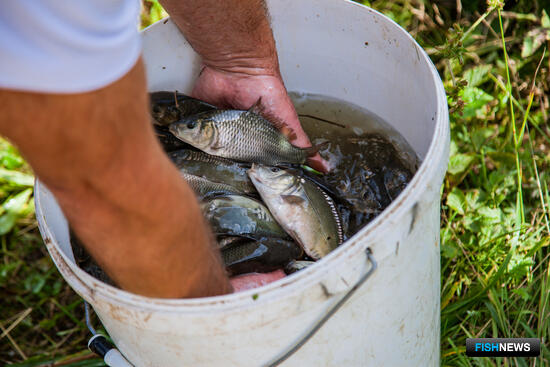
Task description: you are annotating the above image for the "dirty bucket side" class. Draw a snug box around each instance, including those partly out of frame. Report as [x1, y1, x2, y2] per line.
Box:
[36, 0, 449, 366]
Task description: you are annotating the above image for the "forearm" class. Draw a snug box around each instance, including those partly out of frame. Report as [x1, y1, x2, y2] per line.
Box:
[0, 59, 231, 298]
[160, 0, 279, 75]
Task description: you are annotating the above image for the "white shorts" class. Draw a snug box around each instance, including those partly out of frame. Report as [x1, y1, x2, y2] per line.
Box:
[0, 1, 141, 94]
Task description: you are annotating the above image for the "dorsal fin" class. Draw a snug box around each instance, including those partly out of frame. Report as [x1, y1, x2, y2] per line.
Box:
[173, 90, 179, 108]
[247, 97, 263, 113]
[279, 125, 297, 141]
[247, 98, 298, 141]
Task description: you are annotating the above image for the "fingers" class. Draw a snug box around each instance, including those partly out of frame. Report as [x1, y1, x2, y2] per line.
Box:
[230, 270, 287, 292]
[308, 154, 330, 173]
[274, 99, 330, 173]
[191, 67, 331, 173]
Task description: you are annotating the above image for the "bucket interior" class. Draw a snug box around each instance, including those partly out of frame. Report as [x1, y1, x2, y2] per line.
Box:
[39, 0, 445, 298]
[145, 0, 440, 162]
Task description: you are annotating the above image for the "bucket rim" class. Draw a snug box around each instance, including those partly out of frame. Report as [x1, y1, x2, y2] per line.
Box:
[35, 0, 449, 313]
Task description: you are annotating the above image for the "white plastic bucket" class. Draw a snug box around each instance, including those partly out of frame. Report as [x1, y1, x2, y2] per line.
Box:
[35, 0, 449, 366]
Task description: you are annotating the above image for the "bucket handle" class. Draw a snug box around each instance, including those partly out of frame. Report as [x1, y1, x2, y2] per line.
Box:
[267, 248, 377, 367]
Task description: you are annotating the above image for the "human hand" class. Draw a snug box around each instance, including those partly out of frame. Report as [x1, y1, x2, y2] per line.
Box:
[191, 66, 329, 173]
[230, 270, 287, 292]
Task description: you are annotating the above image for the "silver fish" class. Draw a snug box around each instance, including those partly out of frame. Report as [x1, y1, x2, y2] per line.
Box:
[284, 260, 316, 274]
[181, 172, 244, 198]
[169, 109, 319, 165]
[221, 237, 303, 276]
[217, 236, 247, 250]
[201, 194, 290, 239]
[168, 149, 256, 195]
[247, 164, 343, 259]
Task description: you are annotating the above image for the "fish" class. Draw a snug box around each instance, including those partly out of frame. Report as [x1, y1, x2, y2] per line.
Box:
[168, 149, 256, 195]
[222, 237, 303, 276]
[201, 194, 290, 239]
[181, 172, 245, 198]
[247, 164, 343, 260]
[284, 260, 316, 274]
[382, 162, 412, 200]
[150, 91, 216, 126]
[168, 106, 321, 165]
[217, 236, 247, 250]
[352, 133, 394, 167]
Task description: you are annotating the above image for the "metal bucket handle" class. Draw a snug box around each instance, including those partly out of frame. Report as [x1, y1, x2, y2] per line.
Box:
[82, 248, 377, 366]
[267, 248, 377, 366]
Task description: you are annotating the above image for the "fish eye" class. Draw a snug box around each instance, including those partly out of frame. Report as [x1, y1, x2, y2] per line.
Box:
[187, 120, 197, 129]
[270, 167, 280, 173]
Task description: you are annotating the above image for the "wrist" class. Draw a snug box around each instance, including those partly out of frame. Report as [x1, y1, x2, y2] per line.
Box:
[202, 54, 280, 78]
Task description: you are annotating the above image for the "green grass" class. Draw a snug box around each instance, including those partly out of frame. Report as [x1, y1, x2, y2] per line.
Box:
[1, 0, 550, 365]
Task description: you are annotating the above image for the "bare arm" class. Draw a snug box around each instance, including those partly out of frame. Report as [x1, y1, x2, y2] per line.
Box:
[161, 0, 328, 172]
[0, 60, 231, 298]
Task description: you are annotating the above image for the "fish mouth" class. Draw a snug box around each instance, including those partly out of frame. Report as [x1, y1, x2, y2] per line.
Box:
[168, 119, 194, 141]
[168, 122, 180, 136]
[247, 164, 268, 187]
[248, 163, 259, 173]
[247, 164, 260, 181]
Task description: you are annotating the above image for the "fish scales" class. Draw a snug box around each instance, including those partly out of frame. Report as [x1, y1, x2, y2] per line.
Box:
[181, 172, 244, 198]
[248, 165, 343, 260]
[285, 260, 316, 274]
[222, 238, 303, 276]
[169, 149, 256, 194]
[201, 194, 290, 239]
[213, 111, 303, 164]
[169, 110, 310, 165]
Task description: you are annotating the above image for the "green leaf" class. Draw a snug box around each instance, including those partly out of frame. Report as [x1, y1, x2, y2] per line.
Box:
[487, 152, 516, 168]
[471, 127, 495, 151]
[3, 188, 32, 214]
[24, 273, 47, 294]
[511, 288, 530, 302]
[447, 189, 467, 215]
[521, 28, 549, 58]
[463, 65, 492, 88]
[441, 241, 460, 259]
[507, 252, 534, 279]
[478, 206, 502, 224]
[542, 10, 550, 29]
[0, 212, 18, 235]
[448, 153, 475, 176]
[0, 168, 34, 187]
[0, 151, 24, 169]
[459, 87, 494, 119]
[0, 189, 33, 235]
[449, 140, 459, 157]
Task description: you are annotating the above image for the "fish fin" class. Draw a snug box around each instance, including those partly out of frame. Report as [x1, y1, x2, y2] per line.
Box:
[247, 97, 263, 114]
[281, 194, 306, 205]
[280, 125, 297, 141]
[264, 115, 298, 141]
[173, 90, 179, 108]
[209, 141, 225, 151]
[247, 98, 298, 141]
[303, 141, 329, 157]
